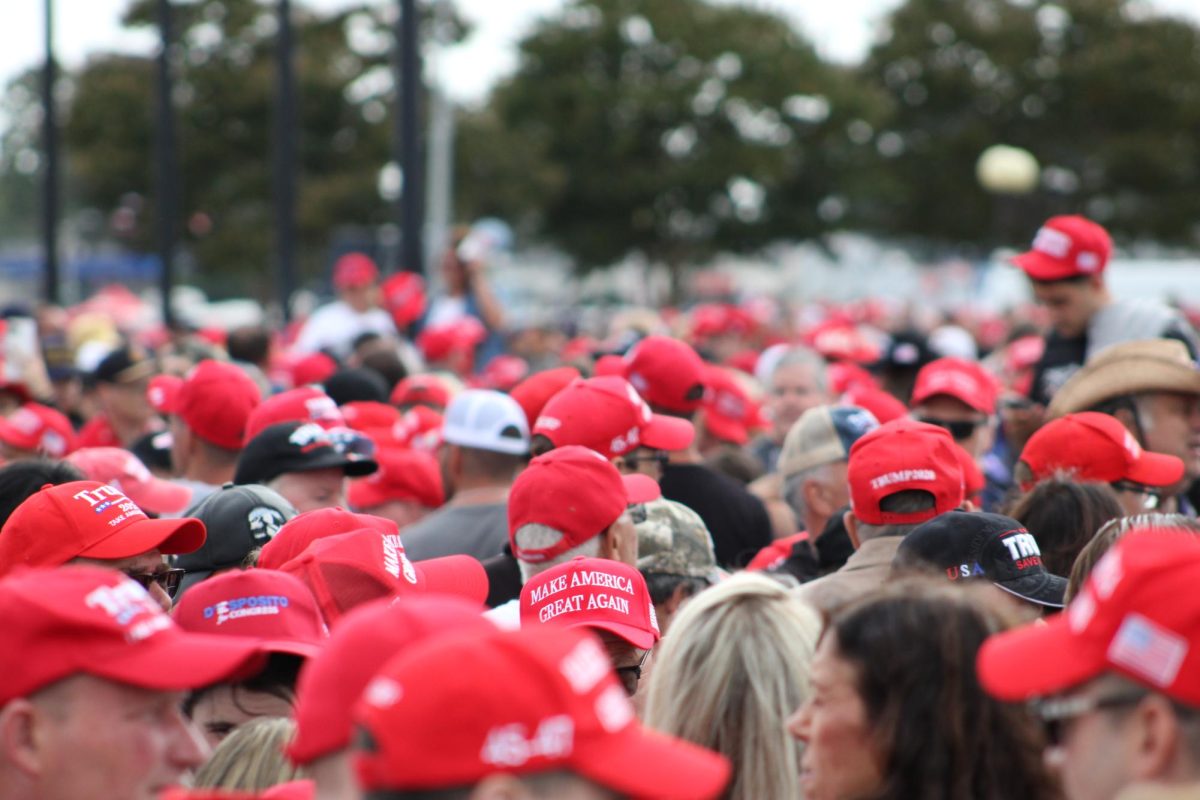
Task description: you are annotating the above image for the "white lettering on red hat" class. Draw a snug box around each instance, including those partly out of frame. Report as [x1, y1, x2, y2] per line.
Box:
[72, 484, 130, 509]
[85, 580, 171, 641]
[594, 684, 634, 733]
[1123, 431, 1143, 460]
[870, 469, 936, 491]
[1068, 590, 1096, 633]
[1108, 612, 1188, 689]
[569, 570, 634, 594]
[624, 383, 653, 424]
[9, 408, 41, 434]
[1077, 252, 1100, 272]
[382, 534, 418, 584]
[924, 371, 982, 401]
[363, 676, 404, 708]
[610, 425, 640, 456]
[1090, 548, 1125, 600]
[559, 638, 610, 695]
[648, 601, 660, 634]
[539, 594, 584, 623]
[480, 716, 574, 768]
[304, 396, 341, 422]
[1032, 226, 1072, 259]
[534, 415, 562, 431]
[628, 372, 649, 395]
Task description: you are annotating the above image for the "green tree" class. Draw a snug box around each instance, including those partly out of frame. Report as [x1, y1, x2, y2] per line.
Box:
[463, 0, 885, 291]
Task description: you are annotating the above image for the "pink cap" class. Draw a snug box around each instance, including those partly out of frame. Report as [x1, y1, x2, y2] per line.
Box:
[520, 557, 660, 649]
[177, 360, 262, 449]
[66, 447, 192, 516]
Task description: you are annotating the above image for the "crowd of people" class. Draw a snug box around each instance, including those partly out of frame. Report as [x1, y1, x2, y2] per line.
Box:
[1, 213, 1199, 799]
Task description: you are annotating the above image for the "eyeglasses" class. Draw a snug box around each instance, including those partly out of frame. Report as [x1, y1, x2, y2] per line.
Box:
[1034, 691, 1147, 746]
[916, 416, 985, 440]
[124, 567, 185, 599]
[618, 451, 669, 472]
[613, 649, 651, 696]
[1111, 481, 1162, 510]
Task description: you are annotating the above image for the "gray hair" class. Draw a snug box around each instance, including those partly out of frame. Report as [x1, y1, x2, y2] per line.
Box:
[768, 346, 828, 395]
[515, 523, 603, 584]
[782, 462, 837, 521]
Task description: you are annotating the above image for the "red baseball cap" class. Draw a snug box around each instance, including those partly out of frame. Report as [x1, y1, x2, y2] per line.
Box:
[391, 405, 445, 452]
[699, 365, 764, 446]
[509, 446, 661, 564]
[417, 319, 487, 368]
[0, 481, 206, 578]
[533, 376, 694, 458]
[0, 566, 265, 705]
[380, 270, 426, 328]
[623, 336, 707, 414]
[291, 352, 338, 388]
[340, 400, 401, 433]
[1018, 412, 1184, 490]
[510, 367, 582, 428]
[354, 625, 730, 797]
[910, 357, 999, 415]
[66, 447, 192, 516]
[287, 595, 492, 764]
[258, 507, 397, 571]
[279, 529, 488, 625]
[953, 443, 985, 503]
[841, 384, 908, 424]
[390, 374, 452, 410]
[146, 374, 183, 414]
[520, 557, 660, 650]
[0, 402, 76, 458]
[473, 355, 529, 392]
[244, 387, 344, 446]
[348, 448, 444, 510]
[978, 530, 1200, 705]
[1012, 215, 1112, 281]
[172, 568, 327, 658]
[332, 252, 380, 289]
[177, 360, 262, 449]
[847, 419, 964, 526]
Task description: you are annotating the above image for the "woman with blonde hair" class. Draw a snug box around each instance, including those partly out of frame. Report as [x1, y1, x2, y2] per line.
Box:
[645, 572, 821, 799]
[192, 717, 305, 792]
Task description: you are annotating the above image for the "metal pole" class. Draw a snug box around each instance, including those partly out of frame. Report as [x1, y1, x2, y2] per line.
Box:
[154, 0, 177, 329]
[41, 0, 59, 305]
[274, 0, 297, 321]
[396, 0, 423, 275]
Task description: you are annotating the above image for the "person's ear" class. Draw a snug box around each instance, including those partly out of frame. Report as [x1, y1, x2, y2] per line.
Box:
[804, 479, 832, 519]
[0, 700, 46, 778]
[1126, 694, 1183, 782]
[844, 510, 861, 550]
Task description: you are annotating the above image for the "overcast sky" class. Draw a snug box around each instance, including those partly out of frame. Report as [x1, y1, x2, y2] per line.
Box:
[3, 0, 1200, 104]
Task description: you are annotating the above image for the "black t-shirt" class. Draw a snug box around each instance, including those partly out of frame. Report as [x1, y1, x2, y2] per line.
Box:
[660, 463, 773, 568]
[1030, 332, 1088, 407]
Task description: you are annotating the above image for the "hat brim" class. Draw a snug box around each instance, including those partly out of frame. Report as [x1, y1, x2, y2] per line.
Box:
[0, 419, 39, 452]
[1126, 450, 1186, 488]
[575, 725, 731, 800]
[1047, 360, 1200, 418]
[92, 628, 267, 692]
[1012, 250, 1081, 282]
[994, 571, 1068, 609]
[293, 452, 379, 479]
[125, 478, 194, 516]
[700, 410, 748, 445]
[641, 413, 695, 451]
[255, 638, 324, 660]
[977, 614, 1105, 702]
[579, 619, 658, 651]
[77, 516, 207, 560]
[621, 473, 661, 505]
[414, 554, 489, 605]
[347, 479, 391, 511]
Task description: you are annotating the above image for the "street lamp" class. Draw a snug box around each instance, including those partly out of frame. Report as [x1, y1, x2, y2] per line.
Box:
[977, 144, 1040, 246]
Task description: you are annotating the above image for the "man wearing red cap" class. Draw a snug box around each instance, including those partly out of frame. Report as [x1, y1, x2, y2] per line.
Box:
[978, 529, 1200, 799]
[0, 566, 265, 800]
[295, 253, 399, 360]
[796, 419, 965, 613]
[167, 360, 263, 511]
[1013, 215, 1198, 408]
[622, 336, 772, 568]
[909, 356, 999, 462]
[354, 625, 730, 800]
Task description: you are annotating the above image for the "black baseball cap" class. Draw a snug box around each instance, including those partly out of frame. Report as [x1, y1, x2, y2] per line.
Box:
[893, 511, 1067, 608]
[93, 345, 157, 385]
[174, 483, 298, 597]
[234, 421, 378, 486]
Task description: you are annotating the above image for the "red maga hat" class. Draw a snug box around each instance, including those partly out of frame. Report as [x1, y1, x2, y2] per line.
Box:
[291, 352, 338, 388]
[910, 357, 999, 415]
[340, 400, 402, 433]
[622, 335, 707, 414]
[978, 530, 1200, 706]
[177, 360, 263, 450]
[279, 529, 488, 625]
[389, 374, 452, 410]
[287, 595, 492, 765]
[847, 419, 964, 526]
[244, 387, 344, 446]
[510, 366, 581, 428]
[0, 566, 265, 705]
[0, 480, 206, 578]
[508, 446, 661, 564]
[521, 557, 660, 650]
[1012, 215, 1112, 282]
[0, 402, 76, 458]
[380, 270, 426, 328]
[348, 447, 444, 510]
[533, 376, 693, 458]
[699, 365, 764, 446]
[66, 446, 192, 516]
[354, 625, 730, 797]
[332, 252, 380, 289]
[257, 506, 396, 571]
[172, 568, 328, 659]
[146, 374, 182, 415]
[1018, 412, 1184, 490]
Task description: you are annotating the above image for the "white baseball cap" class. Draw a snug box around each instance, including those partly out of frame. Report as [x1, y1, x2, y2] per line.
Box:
[441, 389, 530, 455]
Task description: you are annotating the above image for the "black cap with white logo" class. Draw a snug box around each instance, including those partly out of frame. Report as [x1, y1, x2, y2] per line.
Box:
[893, 511, 1067, 608]
[234, 421, 379, 487]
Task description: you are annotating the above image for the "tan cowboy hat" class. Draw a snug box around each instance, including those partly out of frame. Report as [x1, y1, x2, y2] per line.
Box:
[1048, 339, 1200, 418]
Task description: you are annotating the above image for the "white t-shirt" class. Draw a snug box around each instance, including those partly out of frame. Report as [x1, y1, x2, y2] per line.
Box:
[484, 598, 520, 630]
[294, 302, 398, 359]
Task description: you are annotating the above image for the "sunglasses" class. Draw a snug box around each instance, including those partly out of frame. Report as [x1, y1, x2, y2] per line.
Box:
[1110, 481, 1162, 510]
[124, 567, 185, 599]
[613, 649, 651, 697]
[1034, 691, 1146, 747]
[916, 416, 985, 440]
[618, 451, 669, 472]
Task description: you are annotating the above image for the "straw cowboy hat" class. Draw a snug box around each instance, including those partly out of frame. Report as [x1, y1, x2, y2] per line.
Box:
[1048, 339, 1200, 418]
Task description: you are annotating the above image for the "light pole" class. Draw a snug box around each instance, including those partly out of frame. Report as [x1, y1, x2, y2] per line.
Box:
[976, 144, 1040, 245]
[41, 0, 59, 305]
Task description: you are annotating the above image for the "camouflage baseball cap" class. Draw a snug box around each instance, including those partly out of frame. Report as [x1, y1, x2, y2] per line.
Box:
[632, 498, 718, 579]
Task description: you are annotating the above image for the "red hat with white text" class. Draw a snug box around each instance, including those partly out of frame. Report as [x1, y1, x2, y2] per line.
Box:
[521, 557, 660, 650]
[1012, 215, 1112, 281]
[846, 419, 964, 526]
[533, 376, 693, 458]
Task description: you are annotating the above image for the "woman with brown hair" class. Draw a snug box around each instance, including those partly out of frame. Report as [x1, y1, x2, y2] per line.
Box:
[787, 580, 1059, 800]
[1004, 477, 1123, 577]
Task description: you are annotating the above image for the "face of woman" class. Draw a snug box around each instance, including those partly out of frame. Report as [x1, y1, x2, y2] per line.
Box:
[787, 633, 886, 800]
